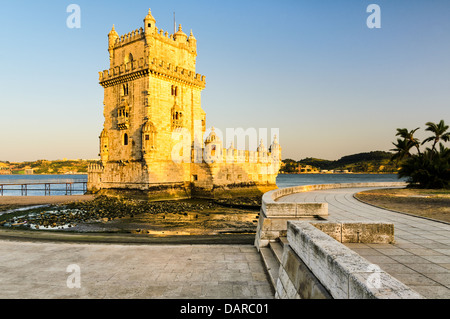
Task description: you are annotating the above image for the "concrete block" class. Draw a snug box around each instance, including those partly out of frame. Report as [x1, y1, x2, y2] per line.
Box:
[311, 222, 342, 242]
[296, 203, 328, 217]
[261, 218, 272, 231]
[260, 230, 281, 240]
[270, 219, 288, 231]
[341, 222, 394, 244]
[265, 203, 297, 217]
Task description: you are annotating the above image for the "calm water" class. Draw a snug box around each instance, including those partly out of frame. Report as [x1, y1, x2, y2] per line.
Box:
[0, 173, 404, 196]
[0, 174, 88, 196]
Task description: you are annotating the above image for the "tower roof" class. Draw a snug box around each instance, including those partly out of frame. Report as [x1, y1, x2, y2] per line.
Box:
[205, 127, 221, 144]
[145, 8, 156, 22]
[174, 24, 187, 41]
[257, 139, 267, 152]
[188, 29, 196, 41]
[109, 24, 119, 37]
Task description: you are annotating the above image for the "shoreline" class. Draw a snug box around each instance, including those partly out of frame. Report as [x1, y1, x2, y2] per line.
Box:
[0, 227, 255, 245]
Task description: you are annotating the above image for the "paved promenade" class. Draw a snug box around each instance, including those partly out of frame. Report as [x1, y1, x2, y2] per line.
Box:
[0, 241, 273, 299]
[277, 187, 450, 299]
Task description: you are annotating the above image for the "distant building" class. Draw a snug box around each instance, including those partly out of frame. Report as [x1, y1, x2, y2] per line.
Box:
[88, 9, 281, 199]
[297, 165, 319, 173]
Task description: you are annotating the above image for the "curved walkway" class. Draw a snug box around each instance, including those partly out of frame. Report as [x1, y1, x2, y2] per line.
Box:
[277, 187, 450, 299]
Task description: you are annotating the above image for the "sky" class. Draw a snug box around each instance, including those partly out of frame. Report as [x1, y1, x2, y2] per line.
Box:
[0, 0, 449, 162]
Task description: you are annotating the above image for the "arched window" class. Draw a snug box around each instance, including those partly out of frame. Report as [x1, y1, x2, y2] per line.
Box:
[171, 85, 178, 96]
[142, 121, 157, 153]
[122, 83, 129, 96]
[171, 106, 184, 129]
[123, 133, 129, 146]
[124, 53, 133, 64]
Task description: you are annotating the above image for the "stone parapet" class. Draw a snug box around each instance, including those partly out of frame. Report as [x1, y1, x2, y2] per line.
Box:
[280, 221, 423, 299]
[311, 221, 394, 244]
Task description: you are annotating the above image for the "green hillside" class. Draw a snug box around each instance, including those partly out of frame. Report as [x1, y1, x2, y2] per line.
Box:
[281, 151, 398, 173]
[0, 159, 95, 175]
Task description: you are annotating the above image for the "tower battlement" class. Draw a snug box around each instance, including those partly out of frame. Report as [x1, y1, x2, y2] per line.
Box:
[112, 28, 145, 47]
[99, 57, 206, 88]
[111, 26, 195, 51]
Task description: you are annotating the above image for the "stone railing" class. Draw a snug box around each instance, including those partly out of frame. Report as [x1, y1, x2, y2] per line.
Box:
[276, 221, 423, 299]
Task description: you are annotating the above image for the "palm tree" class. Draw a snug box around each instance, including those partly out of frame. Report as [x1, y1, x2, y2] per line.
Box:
[390, 138, 415, 163]
[422, 120, 450, 152]
[395, 127, 421, 155]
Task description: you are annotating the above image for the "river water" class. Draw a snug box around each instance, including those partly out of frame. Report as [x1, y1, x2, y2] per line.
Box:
[0, 173, 404, 196]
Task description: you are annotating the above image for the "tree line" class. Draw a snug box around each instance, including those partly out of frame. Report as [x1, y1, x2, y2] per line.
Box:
[390, 120, 449, 189]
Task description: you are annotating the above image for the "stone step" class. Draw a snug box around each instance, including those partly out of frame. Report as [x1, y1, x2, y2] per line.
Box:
[279, 236, 289, 248]
[269, 241, 284, 265]
[260, 247, 280, 290]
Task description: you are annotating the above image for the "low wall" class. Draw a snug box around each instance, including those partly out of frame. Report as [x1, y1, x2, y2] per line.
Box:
[311, 221, 394, 244]
[255, 182, 406, 248]
[276, 221, 423, 299]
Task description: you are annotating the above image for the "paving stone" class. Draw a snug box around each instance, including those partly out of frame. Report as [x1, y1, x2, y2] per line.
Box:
[421, 255, 450, 264]
[374, 248, 413, 256]
[403, 248, 443, 256]
[408, 285, 450, 299]
[378, 263, 416, 274]
[389, 273, 441, 286]
[364, 255, 398, 264]
[405, 263, 450, 274]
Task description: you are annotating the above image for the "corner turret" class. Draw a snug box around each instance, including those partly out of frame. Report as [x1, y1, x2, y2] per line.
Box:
[257, 139, 267, 153]
[108, 25, 119, 48]
[269, 135, 282, 162]
[174, 24, 188, 43]
[188, 29, 197, 53]
[205, 127, 223, 163]
[108, 25, 119, 65]
[144, 8, 156, 43]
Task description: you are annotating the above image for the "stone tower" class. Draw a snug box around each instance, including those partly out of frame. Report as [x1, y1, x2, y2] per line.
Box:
[88, 9, 281, 200]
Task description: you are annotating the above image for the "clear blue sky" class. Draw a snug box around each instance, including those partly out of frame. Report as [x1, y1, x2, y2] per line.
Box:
[0, 0, 449, 162]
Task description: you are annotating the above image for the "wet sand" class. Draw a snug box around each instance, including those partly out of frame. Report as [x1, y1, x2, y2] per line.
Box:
[0, 195, 259, 244]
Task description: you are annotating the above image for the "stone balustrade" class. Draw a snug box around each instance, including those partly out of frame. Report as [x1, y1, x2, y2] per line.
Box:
[276, 221, 423, 299]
